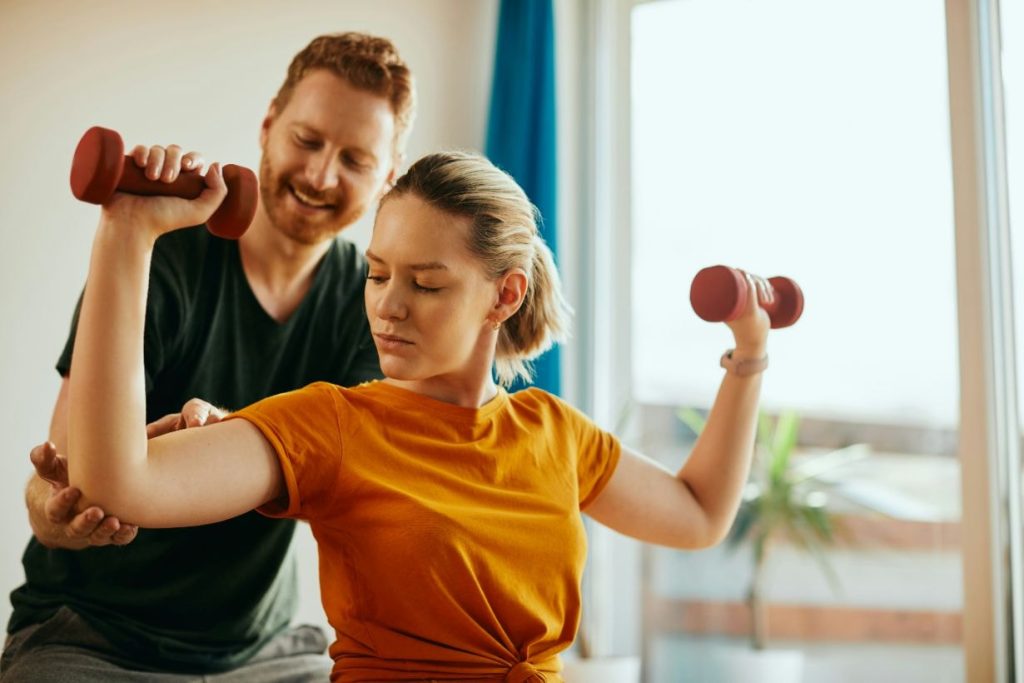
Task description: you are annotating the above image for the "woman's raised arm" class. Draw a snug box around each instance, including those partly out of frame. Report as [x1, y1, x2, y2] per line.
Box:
[67, 154, 284, 527]
[586, 273, 771, 548]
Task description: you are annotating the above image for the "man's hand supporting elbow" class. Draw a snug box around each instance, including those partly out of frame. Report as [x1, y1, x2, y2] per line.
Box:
[26, 397, 226, 549]
[26, 442, 138, 549]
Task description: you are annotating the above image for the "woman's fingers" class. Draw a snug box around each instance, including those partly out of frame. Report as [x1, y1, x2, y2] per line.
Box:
[127, 144, 205, 184]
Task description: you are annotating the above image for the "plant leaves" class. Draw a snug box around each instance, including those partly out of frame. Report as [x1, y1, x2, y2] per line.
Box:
[675, 407, 707, 438]
[768, 411, 800, 484]
[788, 504, 842, 594]
[789, 443, 871, 484]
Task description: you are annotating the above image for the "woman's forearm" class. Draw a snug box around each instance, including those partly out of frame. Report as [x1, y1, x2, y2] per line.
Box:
[67, 219, 156, 513]
[677, 365, 763, 542]
[62, 161, 266, 525]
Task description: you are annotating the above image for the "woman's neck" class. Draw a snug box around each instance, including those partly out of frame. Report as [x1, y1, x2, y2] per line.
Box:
[384, 376, 500, 409]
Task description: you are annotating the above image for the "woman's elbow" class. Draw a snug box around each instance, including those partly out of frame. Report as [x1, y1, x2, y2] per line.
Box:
[700, 522, 733, 549]
[667, 515, 732, 551]
[71, 472, 150, 524]
[671, 482, 734, 549]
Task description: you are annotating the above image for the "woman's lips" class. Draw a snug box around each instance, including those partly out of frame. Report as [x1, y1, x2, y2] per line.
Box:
[374, 333, 414, 351]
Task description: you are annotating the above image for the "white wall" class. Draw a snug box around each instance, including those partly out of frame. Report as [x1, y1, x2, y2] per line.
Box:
[0, 0, 498, 636]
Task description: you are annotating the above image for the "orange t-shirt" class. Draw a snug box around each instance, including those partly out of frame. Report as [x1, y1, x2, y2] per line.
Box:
[231, 380, 621, 682]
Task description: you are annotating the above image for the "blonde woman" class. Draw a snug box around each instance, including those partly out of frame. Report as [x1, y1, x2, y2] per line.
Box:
[67, 150, 772, 681]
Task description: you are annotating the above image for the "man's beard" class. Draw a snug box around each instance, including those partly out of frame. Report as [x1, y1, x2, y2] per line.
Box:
[258, 155, 350, 245]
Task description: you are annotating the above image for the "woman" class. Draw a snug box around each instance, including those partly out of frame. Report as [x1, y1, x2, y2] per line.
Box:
[68, 149, 772, 681]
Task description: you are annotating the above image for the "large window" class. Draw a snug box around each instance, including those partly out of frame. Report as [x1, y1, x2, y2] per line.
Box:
[628, 1, 963, 680]
[631, 0, 957, 423]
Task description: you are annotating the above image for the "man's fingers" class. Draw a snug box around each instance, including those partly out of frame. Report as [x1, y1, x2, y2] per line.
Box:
[110, 524, 139, 546]
[182, 400, 209, 427]
[181, 398, 227, 427]
[147, 413, 185, 439]
[89, 519, 139, 547]
[147, 399, 228, 437]
[44, 487, 80, 524]
[30, 442, 69, 486]
[65, 507, 105, 540]
[29, 441, 55, 469]
[151, 399, 229, 436]
[42, 485, 131, 547]
[88, 517, 121, 545]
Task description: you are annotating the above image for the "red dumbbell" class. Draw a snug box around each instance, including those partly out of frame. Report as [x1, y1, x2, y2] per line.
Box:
[69, 126, 258, 239]
[689, 265, 804, 329]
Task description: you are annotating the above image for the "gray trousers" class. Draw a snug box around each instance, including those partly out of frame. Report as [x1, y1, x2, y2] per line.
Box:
[0, 607, 332, 682]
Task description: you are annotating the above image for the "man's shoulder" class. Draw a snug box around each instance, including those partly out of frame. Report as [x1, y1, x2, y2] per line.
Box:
[312, 238, 369, 302]
[150, 228, 234, 289]
[150, 227, 225, 277]
[323, 238, 367, 276]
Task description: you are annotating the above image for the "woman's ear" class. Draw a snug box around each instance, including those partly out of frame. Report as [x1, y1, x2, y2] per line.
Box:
[493, 268, 528, 323]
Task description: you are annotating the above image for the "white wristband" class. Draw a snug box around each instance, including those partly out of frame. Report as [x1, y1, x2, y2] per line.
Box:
[720, 349, 768, 376]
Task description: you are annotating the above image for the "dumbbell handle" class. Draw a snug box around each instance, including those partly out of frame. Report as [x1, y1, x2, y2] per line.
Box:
[689, 265, 804, 329]
[70, 126, 258, 239]
[116, 158, 215, 199]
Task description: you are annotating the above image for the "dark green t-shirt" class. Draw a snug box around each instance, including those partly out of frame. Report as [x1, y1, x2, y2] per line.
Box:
[9, 227, 381, 672]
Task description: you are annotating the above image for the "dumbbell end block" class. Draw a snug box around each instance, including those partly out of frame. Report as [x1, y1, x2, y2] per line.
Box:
[690, 265, 805, 328]
[766, 276, 804, 329]
[690, 265, 747, 323]
[70, 126, 124, 204]
[207, 165, 259, 239]
[69, 126, 257, 240]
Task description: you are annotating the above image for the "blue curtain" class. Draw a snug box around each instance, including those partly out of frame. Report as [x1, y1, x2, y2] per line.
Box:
[486, 0, 560, 395]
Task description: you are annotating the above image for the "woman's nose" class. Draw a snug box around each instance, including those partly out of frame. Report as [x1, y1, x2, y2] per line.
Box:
[375, 284, 407, 321]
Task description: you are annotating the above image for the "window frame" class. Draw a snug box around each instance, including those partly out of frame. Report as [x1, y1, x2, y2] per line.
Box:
[946, 0, 1023, 679]
[567, 0, 1024, 678]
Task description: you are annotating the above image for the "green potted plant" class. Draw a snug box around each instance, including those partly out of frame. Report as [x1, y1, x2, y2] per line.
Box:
[676, 408, 866, 679]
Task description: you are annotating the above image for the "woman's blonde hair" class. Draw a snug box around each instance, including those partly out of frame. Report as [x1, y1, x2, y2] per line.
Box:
[382, 152, 571, 387]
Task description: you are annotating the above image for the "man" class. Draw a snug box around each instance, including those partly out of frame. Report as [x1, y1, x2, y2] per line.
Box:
[1, 32, 415, 682]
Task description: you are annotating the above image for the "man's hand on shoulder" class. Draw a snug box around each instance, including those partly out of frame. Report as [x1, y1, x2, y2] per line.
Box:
[146, 397, 227, 437]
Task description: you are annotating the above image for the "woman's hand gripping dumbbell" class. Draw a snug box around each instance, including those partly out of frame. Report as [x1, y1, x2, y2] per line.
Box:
[70, 126, 258, 239]
[689, 265, 804, 329]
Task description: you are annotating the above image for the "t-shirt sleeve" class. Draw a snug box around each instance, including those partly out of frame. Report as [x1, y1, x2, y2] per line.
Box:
[552, 396, 622, 510]
[227, 382, 344, 521]
[56, 238, 188, 391]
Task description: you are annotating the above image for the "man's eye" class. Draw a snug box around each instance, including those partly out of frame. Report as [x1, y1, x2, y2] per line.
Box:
[345, 155, 371, 171]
